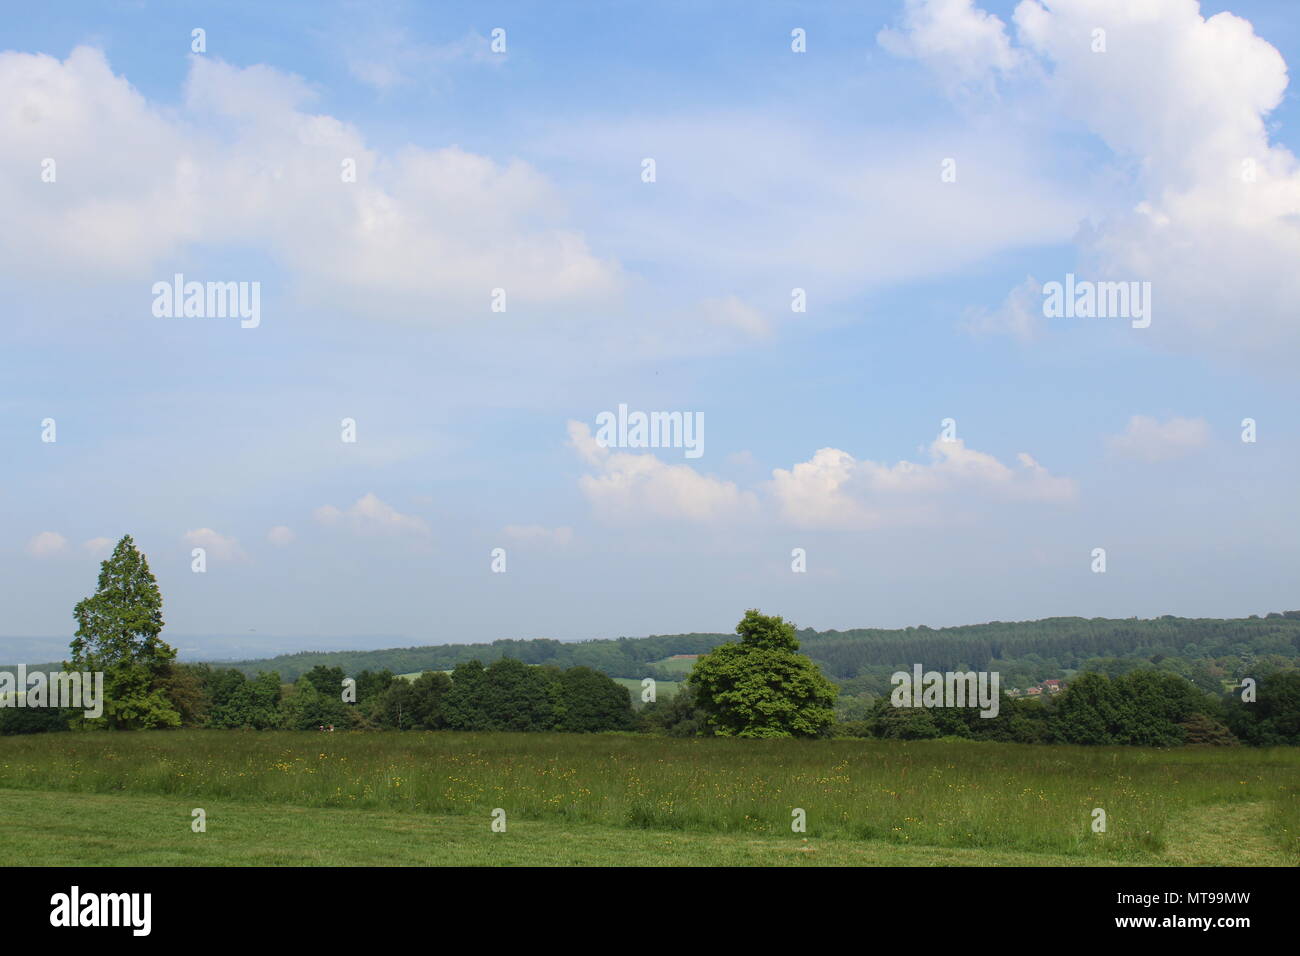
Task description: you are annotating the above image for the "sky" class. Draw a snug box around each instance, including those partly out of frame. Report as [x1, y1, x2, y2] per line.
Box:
[2, 0, 1298, 662]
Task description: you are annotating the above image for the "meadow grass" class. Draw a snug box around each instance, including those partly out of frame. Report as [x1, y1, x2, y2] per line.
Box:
[611, 676, 680, 700]
[0, 788, 1141, 866]
[1, 731, 1295, 863]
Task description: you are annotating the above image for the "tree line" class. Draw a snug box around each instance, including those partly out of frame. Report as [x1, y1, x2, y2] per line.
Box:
[4, 536, 1297, 747]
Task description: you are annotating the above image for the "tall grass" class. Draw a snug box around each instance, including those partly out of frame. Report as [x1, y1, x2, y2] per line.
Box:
[2, 731, 1295, 861]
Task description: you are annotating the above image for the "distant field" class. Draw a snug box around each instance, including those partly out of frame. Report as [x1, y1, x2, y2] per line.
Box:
[611, 676, 680, 701]
[649, 656, 699, 676]
[1, 731, 1295, 865]
[395, 671, 453, 680]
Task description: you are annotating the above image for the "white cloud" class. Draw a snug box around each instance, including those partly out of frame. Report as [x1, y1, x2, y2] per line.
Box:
[963, 275, 1043, 340]
[887, 0, 1300, 362]
[878, 0, 1026, 93]
[267, 525, 296, 546]
[1108, 415, 1210, 463]
[768, 437, 1076, 530]
[82, 536, 114, 556]
[567, 421, 1073, 530]
[26, 531, 67, 557]
[1014, 0, 1300, 361]
[699, 295, 772, 341]
[313, 493, 429, 537]
[567, 421, 759, 524]
[342, 28, 500, 92]
[183, 528, 247, 561]
[0, 47, 621, 317]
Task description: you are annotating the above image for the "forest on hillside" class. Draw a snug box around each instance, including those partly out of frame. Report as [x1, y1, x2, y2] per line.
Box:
[188, 613, 1300, 690]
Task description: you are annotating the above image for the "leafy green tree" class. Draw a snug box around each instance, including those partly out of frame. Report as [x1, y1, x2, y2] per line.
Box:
[1224, 672, 1300, 745]
[554, 666, 634, 732]
[0, 702, 74, 735]
[354, 669, 396, 710]
[374, 677, 418, 729]
[1050, 672, 1124, 744]
[408, 671, 453, 729]
[443, 660, 490, 730]
[687, 610, 838, 738]
[481, 658, 555, 731]
[156, 662, 210, 727]
[638, 684, 709, 737]
[867, 699, 942, 740]
[208, 671, 282, 729]
[69, 535, 180, 729]
[279, 675, 348, 730]
[1177, 712, 1239, 745]
[301, 665, 347, 699]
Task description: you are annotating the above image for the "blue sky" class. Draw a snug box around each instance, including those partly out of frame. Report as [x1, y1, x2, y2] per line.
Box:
[3, 0, 1298, 661]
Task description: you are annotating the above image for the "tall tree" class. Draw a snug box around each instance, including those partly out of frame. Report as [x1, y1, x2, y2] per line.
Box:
[69, 535, 180, 729]
[688, 609, 838, 738]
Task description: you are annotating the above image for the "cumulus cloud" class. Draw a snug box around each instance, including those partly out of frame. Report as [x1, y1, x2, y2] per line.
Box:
[0, 47, 621, 316]
[1108, 415, 1210, 463]
[886, 0, 1300, 362]
[699, 295, 772, 341]
[567, 421, 759, 524]
[878, 0, 1026, 93]
[1015, 0, 1300, 360]
[313, 493, 429, 537]
[567, 422, 1073, 530]
[342, 27, 500, 92]
[768, 438, 1076, 530]
[267, 525, 296, 546]
[26, 531, 67, 557]
[963, 275, 1043, 340]
[183, 528, 247, 561]
[82, 536, 114, 556]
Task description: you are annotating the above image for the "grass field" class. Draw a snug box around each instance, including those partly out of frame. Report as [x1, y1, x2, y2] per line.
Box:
[1, 731, 1295, 866]
[611, 676, 680, 701]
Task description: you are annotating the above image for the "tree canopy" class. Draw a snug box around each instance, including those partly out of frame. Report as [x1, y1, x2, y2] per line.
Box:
[69, 535, 180, 730]
[688, 609, 838, 738]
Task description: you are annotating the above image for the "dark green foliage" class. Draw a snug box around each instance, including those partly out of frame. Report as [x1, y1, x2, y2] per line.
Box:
[406, 671, 452, 729]
[479, 658, 555, 731]
[1177, 713, 1239, 746]
[1050, 671, 1211, 746]
[374, 677, 418, 730]
[0, 704, 75, 735]
[554, 666, 633, 732]
[279, 675, 350, 730]
[1224, 672, 1300, 745]
[637, 683, 709, 737]
[300, 665, 346, 698]
[442, 660, 490, 731]
[207, 670, 283, 729]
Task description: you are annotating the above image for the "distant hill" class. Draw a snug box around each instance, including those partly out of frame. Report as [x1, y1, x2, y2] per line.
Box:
[157, 612, 1300, 685]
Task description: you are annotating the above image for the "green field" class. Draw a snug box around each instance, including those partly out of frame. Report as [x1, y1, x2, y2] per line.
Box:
[611, 676, 681, 701]
[649, 656, 701, 676]
[1, 731, 1295, 866]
